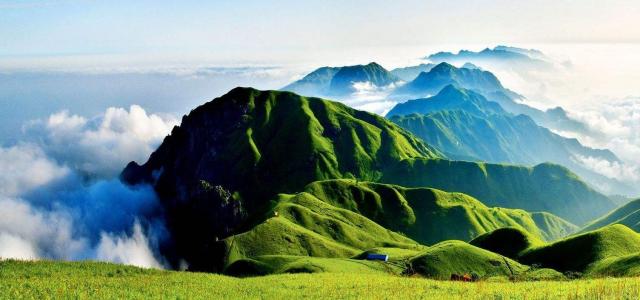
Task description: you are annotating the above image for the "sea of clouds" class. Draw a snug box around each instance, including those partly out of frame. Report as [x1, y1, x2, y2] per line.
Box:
[0, 105, 178, 268]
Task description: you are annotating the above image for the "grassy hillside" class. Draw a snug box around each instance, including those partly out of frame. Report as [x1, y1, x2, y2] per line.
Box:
[582, 198, 640, 233]
[408, 240, 529, 279]
[382, 158, 614, 225]
[520, 224, 640, 274]
[4, 260, 640, 299]
[218, 179, 574, 273]
[302, 179, 575, 244]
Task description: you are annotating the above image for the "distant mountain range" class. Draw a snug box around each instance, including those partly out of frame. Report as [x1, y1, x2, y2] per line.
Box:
[281, 60, 634, 195]
[283, 62, 399, 97]
[426, 45, 553, 70]
[387, 84, 635, 195]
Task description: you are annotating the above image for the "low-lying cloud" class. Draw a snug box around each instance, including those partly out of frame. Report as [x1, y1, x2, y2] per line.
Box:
[24, 105, 178, 178]
[0, 105, 176, 268]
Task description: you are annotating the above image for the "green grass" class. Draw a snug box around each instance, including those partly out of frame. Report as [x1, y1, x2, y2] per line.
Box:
[219, 179, 577, 274]
[520, 224, 640, 274]
[4, 260, 640, 299]
[382, 158, 613, 226]
[303, 179, 575, 244]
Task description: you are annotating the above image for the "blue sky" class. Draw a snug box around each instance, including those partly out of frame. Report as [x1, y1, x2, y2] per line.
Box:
[2, 0, 639, 68]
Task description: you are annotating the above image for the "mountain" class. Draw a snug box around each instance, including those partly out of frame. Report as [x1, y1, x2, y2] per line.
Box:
[519, 224, 640, 274]
[121, 87, 438, 270]
[301, 180, 575, 243]
[382, 159, 615, 225]
[390, 63, 435, 81]
[390, 62, 509, 99]
[122, 87, 612, 271]
[282, 62, 399, 97]
[468, 224, 640, 277]
[281, 67, 342, 97]
[581, 198, 640, 233]
[387, 84, 506, 118]
[426, 46, 552, 70]
[386, 85, 631, 195]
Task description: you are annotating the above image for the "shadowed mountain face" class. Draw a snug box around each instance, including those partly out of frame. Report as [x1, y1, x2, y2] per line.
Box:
[121, 87, 613, 271]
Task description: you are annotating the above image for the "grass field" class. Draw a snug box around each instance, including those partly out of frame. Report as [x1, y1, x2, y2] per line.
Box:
[3, 260, 640, 299]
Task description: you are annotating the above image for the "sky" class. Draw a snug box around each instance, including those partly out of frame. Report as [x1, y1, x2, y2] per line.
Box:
[2, 0, 640, 70]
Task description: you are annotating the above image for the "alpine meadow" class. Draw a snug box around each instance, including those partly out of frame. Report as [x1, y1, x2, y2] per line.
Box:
[2, 1, 640, 299]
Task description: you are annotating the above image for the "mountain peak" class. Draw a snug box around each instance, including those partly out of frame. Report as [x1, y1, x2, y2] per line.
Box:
[430, 62, 456, 72]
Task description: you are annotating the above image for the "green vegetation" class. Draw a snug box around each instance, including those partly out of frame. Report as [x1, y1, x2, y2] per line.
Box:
[302, 179, 575, 243]
[387, 85, 629, 197]
[5, 260, 640, 299]
[582, 198, 640, 233]
[470, 227, 544, 259]
[520, 224, 640, 274]
[408, 240, 528, 279]
[122, 87, 613, 270]
[382, 158, 612, 225]
[220, 179, 575, 274]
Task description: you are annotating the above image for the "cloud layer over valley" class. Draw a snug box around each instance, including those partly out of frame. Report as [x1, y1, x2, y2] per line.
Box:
[0, 106, 177, 268]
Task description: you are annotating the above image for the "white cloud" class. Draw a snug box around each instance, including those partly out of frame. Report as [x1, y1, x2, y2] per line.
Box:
[0, 144, 70, 197]
[0, 233, 38, 260]
[573, 155, 640, 184]
[0, 197, 85, 260]
[96, 221, 164, 269]
[0, 105, 171, 268]
[26, 105, 178, 178]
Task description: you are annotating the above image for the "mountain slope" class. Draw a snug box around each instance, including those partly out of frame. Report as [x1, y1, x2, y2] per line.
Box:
[382, 159, 615, 225]
[302, 179, 575, 244]
[519, 225, 640, 274]
[581, 199, 640, 233]
[220, 179, 574, 271]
